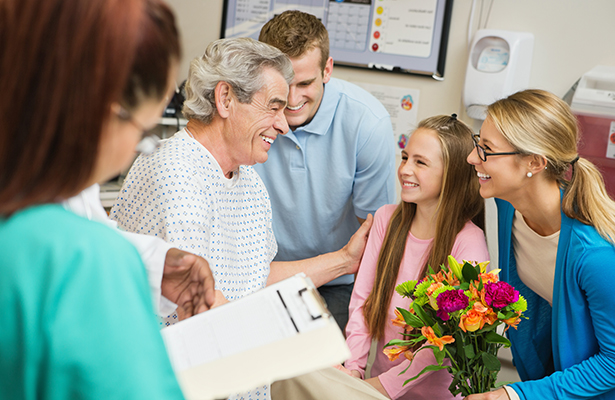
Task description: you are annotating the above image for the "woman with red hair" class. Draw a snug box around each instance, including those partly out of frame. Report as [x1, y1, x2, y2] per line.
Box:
[0, 0, 186, 398]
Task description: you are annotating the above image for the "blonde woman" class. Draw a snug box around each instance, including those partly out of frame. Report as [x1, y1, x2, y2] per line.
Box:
[466, 89, 615, 400]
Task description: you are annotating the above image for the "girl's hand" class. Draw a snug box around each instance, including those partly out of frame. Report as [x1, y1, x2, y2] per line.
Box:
[332, 364, 362, 379]
[465, 388, 509, 400]
[365, 377, 392, 399]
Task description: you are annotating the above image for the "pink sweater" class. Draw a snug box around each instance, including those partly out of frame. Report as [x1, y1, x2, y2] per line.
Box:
[345, 204, 490, 400]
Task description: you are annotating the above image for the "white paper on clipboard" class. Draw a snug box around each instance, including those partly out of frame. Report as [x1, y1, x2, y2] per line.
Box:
[161, 273, 350, 400]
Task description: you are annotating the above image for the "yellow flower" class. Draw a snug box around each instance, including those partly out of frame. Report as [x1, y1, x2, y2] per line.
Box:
[476, 260, 491, 274]
[421, 326, 455, 351]
[383, 345, 414, 362]
[447, 255, 463, 280]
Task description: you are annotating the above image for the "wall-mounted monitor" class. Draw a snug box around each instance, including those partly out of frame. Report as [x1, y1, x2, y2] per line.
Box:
[221, 0, 454, 80]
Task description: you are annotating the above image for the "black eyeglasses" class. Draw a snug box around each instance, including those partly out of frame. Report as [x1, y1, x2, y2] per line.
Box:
[472, 135, 520, 162]
[116, 106, 160, 155]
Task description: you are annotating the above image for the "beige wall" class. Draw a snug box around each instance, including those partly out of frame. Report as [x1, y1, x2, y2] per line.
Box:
[167, 0, 615, 124]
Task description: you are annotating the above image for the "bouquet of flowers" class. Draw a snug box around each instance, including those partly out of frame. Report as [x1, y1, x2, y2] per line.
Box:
[383, 256, 527, 396]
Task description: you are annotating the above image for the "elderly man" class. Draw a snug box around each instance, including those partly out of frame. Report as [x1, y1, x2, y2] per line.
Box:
[110, 37, 379, 400]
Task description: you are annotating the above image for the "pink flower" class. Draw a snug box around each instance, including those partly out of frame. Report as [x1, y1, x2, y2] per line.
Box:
[484, 281, 519, 309]
[436, 290, 469, 321]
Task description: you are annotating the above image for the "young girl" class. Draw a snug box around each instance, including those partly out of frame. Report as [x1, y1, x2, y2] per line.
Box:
[466, 90, 615, 400]
[343, 115, 490, 400]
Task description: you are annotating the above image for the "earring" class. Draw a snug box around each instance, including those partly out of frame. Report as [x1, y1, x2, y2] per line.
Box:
[527, 172, 533, 178]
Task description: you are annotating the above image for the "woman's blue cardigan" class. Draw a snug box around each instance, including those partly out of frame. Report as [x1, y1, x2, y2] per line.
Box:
[496, 198, 615, 399]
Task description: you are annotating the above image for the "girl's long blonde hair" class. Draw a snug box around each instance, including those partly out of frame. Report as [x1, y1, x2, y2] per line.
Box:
[363, 115, 485, 341]
[487, 89, 615, 245]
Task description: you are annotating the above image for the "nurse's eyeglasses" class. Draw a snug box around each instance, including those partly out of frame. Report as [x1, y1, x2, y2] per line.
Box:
[472, 134, 521, 162]
[116, 106, 160, 155]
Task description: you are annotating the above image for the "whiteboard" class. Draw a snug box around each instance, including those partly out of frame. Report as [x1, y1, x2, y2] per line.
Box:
[221, 0, 454, 79]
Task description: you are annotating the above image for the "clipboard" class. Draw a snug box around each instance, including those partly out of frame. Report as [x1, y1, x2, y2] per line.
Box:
[161, 273, 350, 400]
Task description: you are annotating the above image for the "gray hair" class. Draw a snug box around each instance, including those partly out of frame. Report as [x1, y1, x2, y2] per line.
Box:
[182, 37, 294, 124]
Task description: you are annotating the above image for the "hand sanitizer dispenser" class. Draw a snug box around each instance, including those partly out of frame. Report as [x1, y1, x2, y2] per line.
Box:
[463, 29, 534, 120]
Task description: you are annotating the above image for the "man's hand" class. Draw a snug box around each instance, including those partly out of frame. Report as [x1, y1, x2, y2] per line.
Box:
[341, 213, 373, 275]
[161, 248, 216, 320]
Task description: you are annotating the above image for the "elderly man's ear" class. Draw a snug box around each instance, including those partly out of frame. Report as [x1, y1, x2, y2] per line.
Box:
[215, 81, 232, 118]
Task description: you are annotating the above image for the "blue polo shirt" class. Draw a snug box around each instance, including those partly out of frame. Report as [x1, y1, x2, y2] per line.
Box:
[254, 77, 396, 286]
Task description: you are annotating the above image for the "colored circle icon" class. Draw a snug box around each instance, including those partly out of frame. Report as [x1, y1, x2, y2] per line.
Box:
[375, 18, 382, 26]
[372, 43, 379, 52]
[401, 95, 414, 111]
[398, 134, 408, 149]
[377, 6, 383, 14]
[611, 132, 615, 144]
[373, 31, 380, 39]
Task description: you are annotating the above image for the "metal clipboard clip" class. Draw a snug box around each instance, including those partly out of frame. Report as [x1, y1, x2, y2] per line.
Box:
[298, 285, 331, 320]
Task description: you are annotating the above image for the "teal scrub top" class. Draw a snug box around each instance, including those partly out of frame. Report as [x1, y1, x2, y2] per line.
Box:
[0, 204, 184, 399]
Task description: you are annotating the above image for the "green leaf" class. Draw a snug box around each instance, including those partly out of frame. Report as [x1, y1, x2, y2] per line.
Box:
[459, 282, 470, 291]
[462, 262, 479, 282]
[485, 331, 512, 348]
[412, 302, 435, 326]
[398, 307, 425, 328]
[383, 339, 413, 348]
[398, 345, 434, 374]
[475, 323, 500, 333]
[433, 347, 446, 365]
[497, 310, 516, 320]
[402, 365, 449, 386]
[481, 352, 501, 372]
[463, 344, 475, 359]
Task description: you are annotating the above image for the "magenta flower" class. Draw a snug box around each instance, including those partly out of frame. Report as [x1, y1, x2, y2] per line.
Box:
[484, 281, 519, 309]
[436, 290, 469, 321]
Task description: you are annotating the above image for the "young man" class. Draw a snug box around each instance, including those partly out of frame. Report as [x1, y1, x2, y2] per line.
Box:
[256, 10, 396, 332]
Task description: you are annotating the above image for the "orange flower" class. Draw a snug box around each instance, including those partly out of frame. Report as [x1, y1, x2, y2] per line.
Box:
[383, 345, 414, 362]
[426, 282, 444, 296]
[431, 271, 446, 283]
[483, 309, 499, 326]
[391, 309, 412, 331]
[426, 282, 444, 309]
[466, 301, 498, 328]
[421, 326, 455, 351]
[503, 311, 522, 331]
[443, 270, 460, 286]
[473, 301, 488, 313]
[479, 272, 499, 284]
[459, 308, 484, 332]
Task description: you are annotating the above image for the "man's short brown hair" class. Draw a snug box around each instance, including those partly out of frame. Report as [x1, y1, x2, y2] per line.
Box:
[259, 10, 329, 73]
